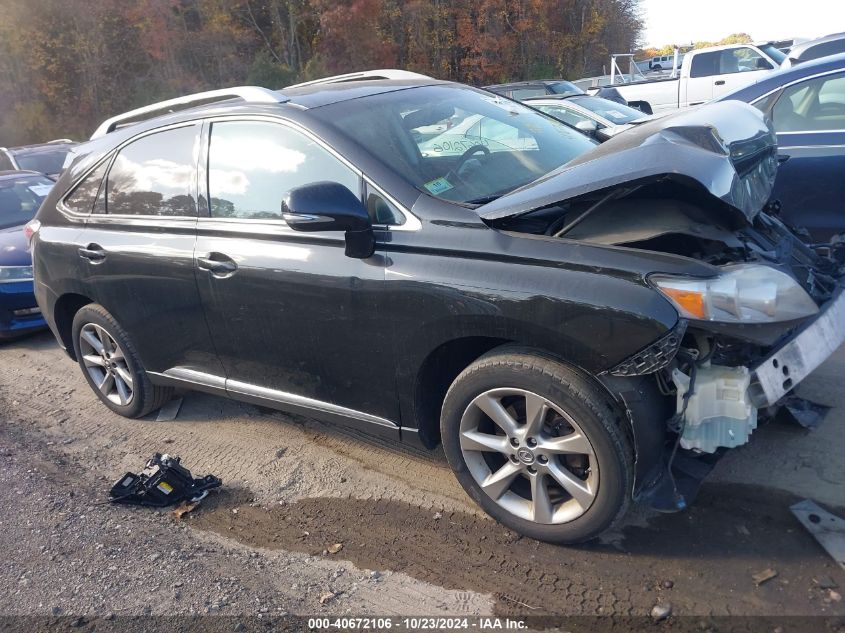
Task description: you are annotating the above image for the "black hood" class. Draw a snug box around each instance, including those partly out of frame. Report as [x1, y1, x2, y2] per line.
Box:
[478, 100, 778, 222]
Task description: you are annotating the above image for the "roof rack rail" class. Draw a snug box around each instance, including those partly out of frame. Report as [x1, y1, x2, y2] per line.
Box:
[90, 86, 287, 140]
[285, 69, 433, 90]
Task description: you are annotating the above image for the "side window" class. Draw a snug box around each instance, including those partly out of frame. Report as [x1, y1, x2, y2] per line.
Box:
[106, 125, 198, 216]
[365, 183, 404, 226]
[64, 161, 108, 215]
[720, 48, 772, 74]
[511, 87, 548, 99]
[0, 153, 13, 170]
[207, 121, 360, 221]
[773, 72, 845, 133]
[689, 51, 719, 78]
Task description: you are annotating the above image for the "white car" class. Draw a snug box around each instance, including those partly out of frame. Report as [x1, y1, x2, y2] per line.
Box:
[524, 95, 651, 140]
[414, 107, 542, 157]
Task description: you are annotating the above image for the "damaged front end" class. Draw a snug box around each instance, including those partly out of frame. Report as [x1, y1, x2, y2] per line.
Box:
[481, 100, 845, 511]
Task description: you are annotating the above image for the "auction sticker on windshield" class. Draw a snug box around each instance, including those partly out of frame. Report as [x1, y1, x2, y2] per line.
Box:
[423, 177, 454, 195]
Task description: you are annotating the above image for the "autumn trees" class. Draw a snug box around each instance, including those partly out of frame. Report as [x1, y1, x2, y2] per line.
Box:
[0, 0, 642, 144]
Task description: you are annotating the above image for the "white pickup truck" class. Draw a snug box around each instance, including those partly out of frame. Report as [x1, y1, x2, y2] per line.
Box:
[603, 43, 787, 114]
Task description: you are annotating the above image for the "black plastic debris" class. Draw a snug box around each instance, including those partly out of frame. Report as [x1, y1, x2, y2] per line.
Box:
[776, 395, 831, 429]
[109, 453, 221, 507]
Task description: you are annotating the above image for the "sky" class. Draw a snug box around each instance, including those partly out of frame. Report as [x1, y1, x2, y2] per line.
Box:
[640, 0, 845, 48]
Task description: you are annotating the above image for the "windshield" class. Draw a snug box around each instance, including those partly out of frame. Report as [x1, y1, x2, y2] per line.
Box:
[547, 81, 584, 97]
[317, 84, 595, 205]
[0, 175, 53, 230]
[15, 148, 70, 175]
[758, 44, 787, 65]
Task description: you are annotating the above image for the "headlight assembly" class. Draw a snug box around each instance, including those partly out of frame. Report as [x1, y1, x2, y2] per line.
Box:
[0, 265, 34, 283]
[651, 264, 819, 323]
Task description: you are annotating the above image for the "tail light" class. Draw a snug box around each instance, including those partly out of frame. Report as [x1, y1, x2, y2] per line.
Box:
[24, 219, 40, 248]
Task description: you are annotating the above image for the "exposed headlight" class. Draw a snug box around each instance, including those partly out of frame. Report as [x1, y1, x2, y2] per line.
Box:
[0, 266, 34, 283]
[651, 264, 819, 323]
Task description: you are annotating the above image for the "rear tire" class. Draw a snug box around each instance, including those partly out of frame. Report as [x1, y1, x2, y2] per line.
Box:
[71, 304, 172, 418]
[441, 346, 633, 544]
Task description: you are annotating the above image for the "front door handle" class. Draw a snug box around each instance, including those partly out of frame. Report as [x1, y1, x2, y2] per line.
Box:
[197, 253, 238, 277]
[715, 80, 726, 86]
[78, 244, 106, 262]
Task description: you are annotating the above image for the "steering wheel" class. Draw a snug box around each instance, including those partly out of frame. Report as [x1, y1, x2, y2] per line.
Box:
[453, 144, 490, 172]
[445, 144, 491, 190]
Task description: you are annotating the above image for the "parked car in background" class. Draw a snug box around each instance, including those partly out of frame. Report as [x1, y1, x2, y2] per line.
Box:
[596, 43, 786, 114]
[483, 80, 583, 100]
[31, 80, 845, 544]
[782, 32, 845, 69]
[524, 94, 650, 140]
[717, 52, 845, 241]
[0, 170, 53, 340]
[0, 140, 76, 179]
[647, 53, 684, 71]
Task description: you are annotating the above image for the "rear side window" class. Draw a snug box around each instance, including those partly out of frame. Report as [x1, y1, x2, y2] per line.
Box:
[64, 161, 108, 214]
[106, 125, 199, 216]
[207, 121, 360, 221]
[689, 51, 719, 78]
[511, 87, 548, 99]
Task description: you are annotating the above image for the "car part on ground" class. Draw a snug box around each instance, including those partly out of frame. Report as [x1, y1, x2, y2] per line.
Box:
[790, 499, 845, 571]
[109, 453, 222, 507]
[31, 79, 845, 543]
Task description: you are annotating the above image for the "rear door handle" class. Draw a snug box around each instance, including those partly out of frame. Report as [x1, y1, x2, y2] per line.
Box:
[715, 80, 726, 86]
[197, 253, 238, 276]
[78, 244, 106, 262]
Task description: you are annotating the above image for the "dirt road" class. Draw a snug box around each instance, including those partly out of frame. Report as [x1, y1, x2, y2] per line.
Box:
[1, 331, 843, 626]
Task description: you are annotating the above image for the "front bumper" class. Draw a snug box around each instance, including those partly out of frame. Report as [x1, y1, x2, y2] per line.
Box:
[749, 288, 845, 407]
[0, 280, 46, 338]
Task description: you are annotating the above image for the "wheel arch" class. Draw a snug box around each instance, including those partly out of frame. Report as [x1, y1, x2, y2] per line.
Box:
[53, 292, 95, 360]
[408, 336, 513, 448]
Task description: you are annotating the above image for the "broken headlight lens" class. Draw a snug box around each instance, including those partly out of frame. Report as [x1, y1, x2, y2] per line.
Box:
[651, 264, 819, 323]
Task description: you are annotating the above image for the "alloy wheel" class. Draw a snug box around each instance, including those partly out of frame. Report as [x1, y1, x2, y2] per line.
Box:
[459, 388, 598, 524]
[78, 323, 134, 406]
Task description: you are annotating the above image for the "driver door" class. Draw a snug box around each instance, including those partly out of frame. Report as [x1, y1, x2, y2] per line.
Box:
[193, 118, 401, 434]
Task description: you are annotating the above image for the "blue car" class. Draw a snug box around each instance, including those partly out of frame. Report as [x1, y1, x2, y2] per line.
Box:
[0, 170, 54, 340]
[717, 52, 845, 241]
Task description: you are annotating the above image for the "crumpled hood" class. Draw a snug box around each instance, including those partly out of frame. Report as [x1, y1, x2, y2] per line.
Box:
[478, 100, 778, 222]
[0, 225, 31, 267]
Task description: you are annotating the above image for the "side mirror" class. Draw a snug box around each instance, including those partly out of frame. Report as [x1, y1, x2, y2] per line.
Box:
[575, 119, 598, 135]
[282, 182, 375, 258]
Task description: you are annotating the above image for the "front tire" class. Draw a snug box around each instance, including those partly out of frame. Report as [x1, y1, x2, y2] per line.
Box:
[71, 304, 172, 418]
[441, 347, 633, 544]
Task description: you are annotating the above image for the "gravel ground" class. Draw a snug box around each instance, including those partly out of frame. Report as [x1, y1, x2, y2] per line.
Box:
[0, 331, 844, 631]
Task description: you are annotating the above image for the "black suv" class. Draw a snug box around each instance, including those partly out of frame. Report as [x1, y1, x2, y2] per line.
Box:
[31, 79, 844, 543]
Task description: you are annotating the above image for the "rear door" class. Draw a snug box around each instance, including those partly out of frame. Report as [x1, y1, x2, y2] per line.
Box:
[73, 123, 224, 378]
[766, 70, 845, 239]
[193, 117, 401, 435]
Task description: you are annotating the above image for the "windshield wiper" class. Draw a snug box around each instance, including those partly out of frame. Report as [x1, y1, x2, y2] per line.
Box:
[466, 194, 502, 205]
